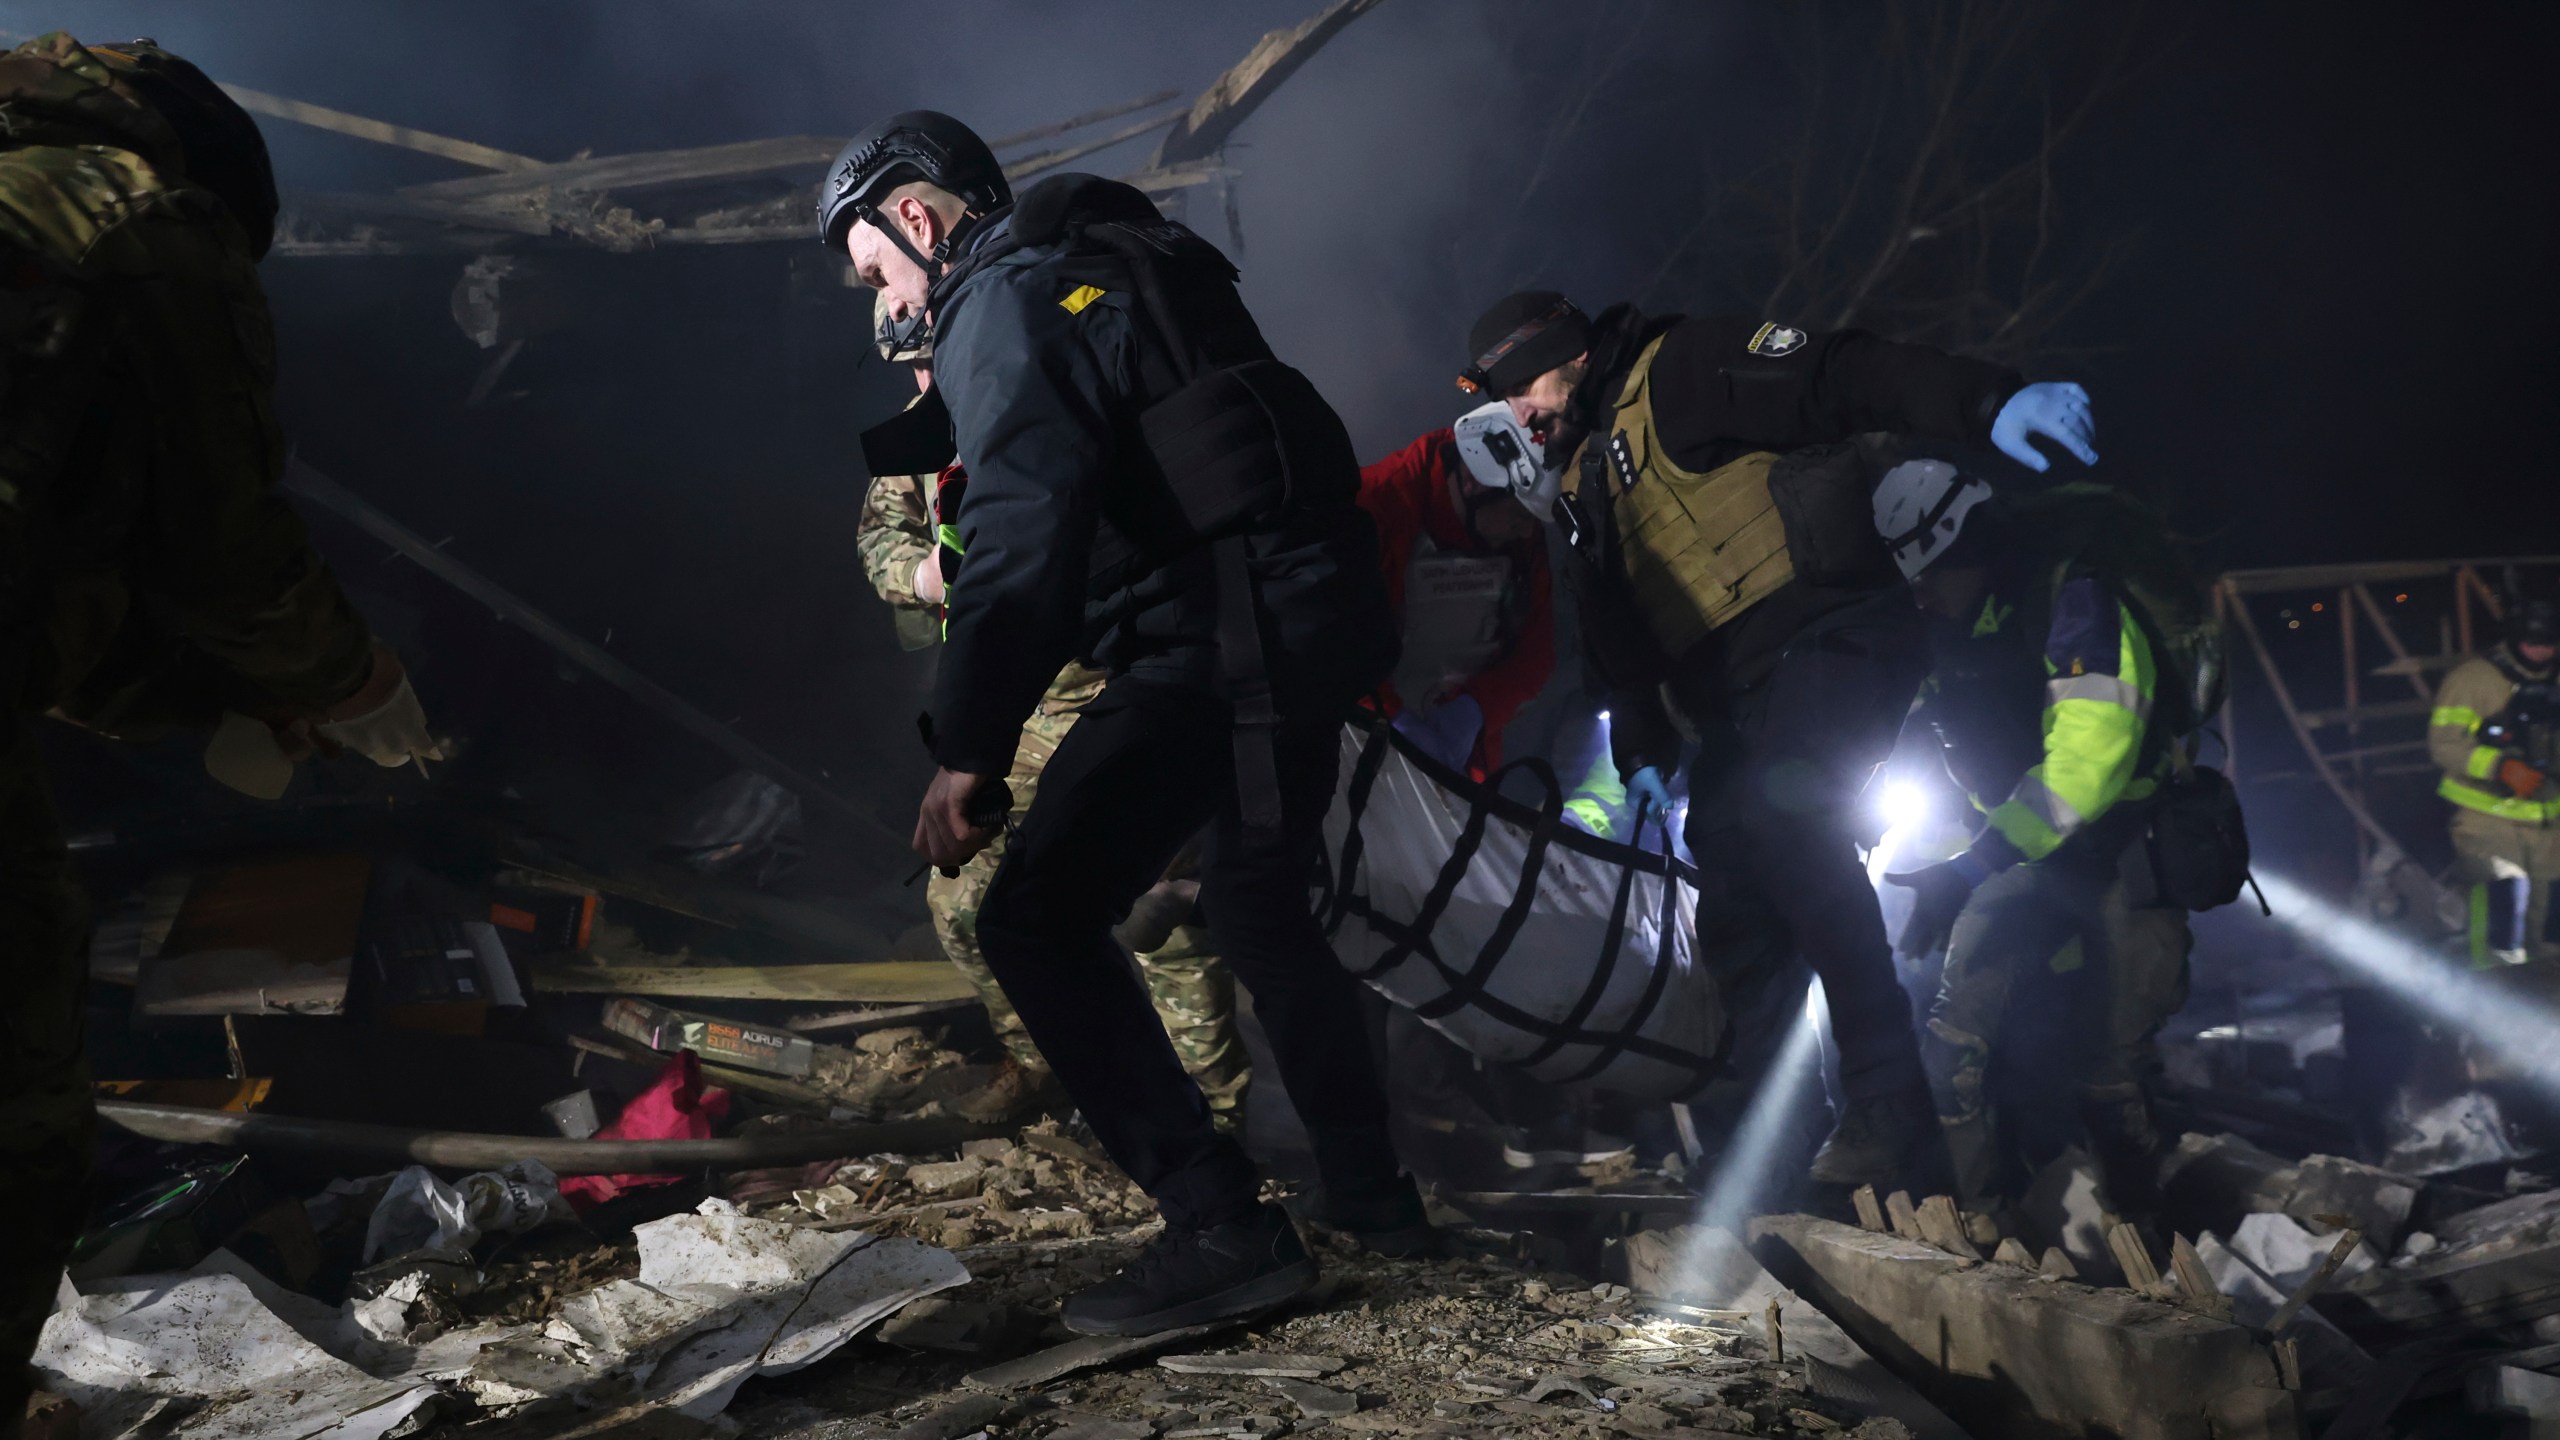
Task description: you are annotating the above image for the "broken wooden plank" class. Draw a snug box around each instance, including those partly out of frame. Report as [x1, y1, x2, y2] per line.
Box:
[401, 134, 842, 204]
[1916, 1195, 1983, 1261]
[283, 188, 551, 236]
[2108, 1221, 2165, 1291]
[987, 88, 1184, 151]
[1850, 1184, 1886, 1233]
[2169, 1234, 2237, 1320]
[1884, 1190, 1925, 1243]
[536, 960, 976, 1005]
[1154, 0, 1386, 166]
[221, 83, 543, 172]
[1002, 111, 1183, 182]
[787, 999, 978, 1035]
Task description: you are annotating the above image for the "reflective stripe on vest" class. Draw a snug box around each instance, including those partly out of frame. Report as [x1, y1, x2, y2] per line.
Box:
[1562, 335, 1794, 659]
[1392, 539, 1514, 707]
[2438, 775, 2560, 824]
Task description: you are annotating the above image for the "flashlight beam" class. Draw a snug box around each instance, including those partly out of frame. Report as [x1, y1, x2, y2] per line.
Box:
[2256, 870, 2560, 1101]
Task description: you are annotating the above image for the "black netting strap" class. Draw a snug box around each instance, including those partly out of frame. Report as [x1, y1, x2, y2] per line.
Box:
[1414, 754, 1566, 1020]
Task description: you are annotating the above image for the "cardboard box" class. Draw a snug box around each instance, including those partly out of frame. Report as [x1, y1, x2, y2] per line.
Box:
[601, 996, 814, 1077]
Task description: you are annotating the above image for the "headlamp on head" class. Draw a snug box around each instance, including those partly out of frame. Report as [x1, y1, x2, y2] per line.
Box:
[1457, 292, 1589, 396]
[1453, 400, 1558, 520]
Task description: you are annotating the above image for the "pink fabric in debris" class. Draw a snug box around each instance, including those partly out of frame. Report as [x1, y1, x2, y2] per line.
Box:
[558, 1051, 733, 1211]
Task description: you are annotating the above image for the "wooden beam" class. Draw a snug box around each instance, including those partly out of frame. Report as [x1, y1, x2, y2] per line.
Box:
[401, 135, 843, 205]
[986, 88, 1184, 151]
[285, 188, 551, 236]
[221, 83, 542, 172]
[1002, 111, 1183, 182]
[534, 960, 977, 1005]
[1155, 0, 1388, 166]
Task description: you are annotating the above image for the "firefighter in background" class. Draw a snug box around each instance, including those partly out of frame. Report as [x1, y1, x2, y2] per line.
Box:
[1877, 463, 2206, 1211]
[2430, 597, 2560, 969]
[0, 34, 440, 1419]
[1357, 400, 1556, 773]
[852, 291, 1252, 1129]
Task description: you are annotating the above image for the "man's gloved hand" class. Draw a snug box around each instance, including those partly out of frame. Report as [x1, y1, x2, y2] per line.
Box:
[1626, 765, 1675, 821]
[914, 548, 946, 605]
[313, 644, 446, 769]
[1991, 381, 2099, 473]
[2501, 757, 2548, 799]
[1885, 852, 1994, 958]
[1393, 692, 1484, 771]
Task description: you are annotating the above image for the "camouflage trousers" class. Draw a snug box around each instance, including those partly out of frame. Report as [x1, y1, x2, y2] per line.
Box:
[1924, 821, 2190, 1210]
[928, 689, 1252, 1128]
[0, 724, 94, 1422]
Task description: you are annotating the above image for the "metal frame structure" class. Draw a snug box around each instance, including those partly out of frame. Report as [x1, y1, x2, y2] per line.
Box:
[2216, 556, 2560, 867]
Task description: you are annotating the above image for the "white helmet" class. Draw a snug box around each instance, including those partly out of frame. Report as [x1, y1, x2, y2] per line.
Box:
[1452, 400, 1558, 519]
[1873, 458, 1993, 580]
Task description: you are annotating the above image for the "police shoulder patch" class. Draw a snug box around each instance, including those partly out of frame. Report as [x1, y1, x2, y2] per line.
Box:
[1746, 321, 1806, 357]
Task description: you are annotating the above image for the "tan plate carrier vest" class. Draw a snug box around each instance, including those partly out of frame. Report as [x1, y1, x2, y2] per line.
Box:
[1560, 335, 1794, 660]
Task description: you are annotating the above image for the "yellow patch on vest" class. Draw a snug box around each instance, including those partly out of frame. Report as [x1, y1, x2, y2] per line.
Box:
[1059, 284, 1107, 315]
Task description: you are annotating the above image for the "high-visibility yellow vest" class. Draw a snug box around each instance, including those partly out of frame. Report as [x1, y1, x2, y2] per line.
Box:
[1559, 335, 1794, 660]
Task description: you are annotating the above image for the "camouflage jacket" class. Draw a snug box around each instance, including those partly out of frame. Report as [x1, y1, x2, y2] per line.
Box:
[0, 32, 372, 735]
[853, 464, 1102, 712]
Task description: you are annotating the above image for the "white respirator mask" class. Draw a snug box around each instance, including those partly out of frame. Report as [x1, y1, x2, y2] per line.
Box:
[1453, 400, 1558, 521]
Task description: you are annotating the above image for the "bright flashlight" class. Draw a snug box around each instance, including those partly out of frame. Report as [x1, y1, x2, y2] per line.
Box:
[1876, 780, 1929, 832]
[2256, 870, 2560, 1103]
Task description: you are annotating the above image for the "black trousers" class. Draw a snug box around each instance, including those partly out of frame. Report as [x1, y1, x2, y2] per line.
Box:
[975, 678, 1399, 1230]
[1684, 591, 1931, 1106]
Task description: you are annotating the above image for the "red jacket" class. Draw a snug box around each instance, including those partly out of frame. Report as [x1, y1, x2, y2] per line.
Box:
[1356, 428, 1555, 769]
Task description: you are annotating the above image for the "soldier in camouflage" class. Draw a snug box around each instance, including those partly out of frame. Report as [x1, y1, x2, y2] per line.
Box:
[857, 295, 1251, 1129]
[0, 33, 443, 1418]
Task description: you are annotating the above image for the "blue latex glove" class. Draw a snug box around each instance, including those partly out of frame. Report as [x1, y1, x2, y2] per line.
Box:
[1626, 765, 1674, 821]
[1393, 693, 1484, 771]
[1990, 381, 2099, 472]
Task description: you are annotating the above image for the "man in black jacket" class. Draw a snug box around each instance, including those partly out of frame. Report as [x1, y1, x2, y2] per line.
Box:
[826, 111, 1415, 1336]
[1464, 291, 2098, 1186]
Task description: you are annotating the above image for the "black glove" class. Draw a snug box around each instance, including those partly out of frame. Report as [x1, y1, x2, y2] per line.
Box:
[1885, 853, 1992, 959]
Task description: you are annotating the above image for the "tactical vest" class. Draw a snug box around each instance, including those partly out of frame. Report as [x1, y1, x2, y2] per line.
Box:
[1558, 335, 1794, 661]
[1391, 540, 1516, 707]
[865, 174, 1364, 837]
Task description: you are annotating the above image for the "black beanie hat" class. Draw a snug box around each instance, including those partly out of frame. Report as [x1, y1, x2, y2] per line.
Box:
[1460, 290, 1590, 395]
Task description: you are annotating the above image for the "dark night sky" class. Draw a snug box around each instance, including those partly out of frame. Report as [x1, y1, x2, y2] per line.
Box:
[4, 1, 2549, 573]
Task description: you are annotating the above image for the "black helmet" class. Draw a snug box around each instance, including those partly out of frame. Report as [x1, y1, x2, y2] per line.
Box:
[817, 110, 1009, 257]
[92, 40, 279, 259]
[2510, 597, 2560, 651]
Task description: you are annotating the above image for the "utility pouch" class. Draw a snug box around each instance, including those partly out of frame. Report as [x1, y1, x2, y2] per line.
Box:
[1765, 438, 1896, 588]
[2147, 764, 2254, 911]
[1141, 357, 1356, 536]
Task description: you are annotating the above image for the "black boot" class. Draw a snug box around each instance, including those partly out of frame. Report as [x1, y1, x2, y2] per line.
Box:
[1807, 1088, 1942, 1189]
[1319, 1171, 1443, 1258]
[1061, 1203, 1319, 1337]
